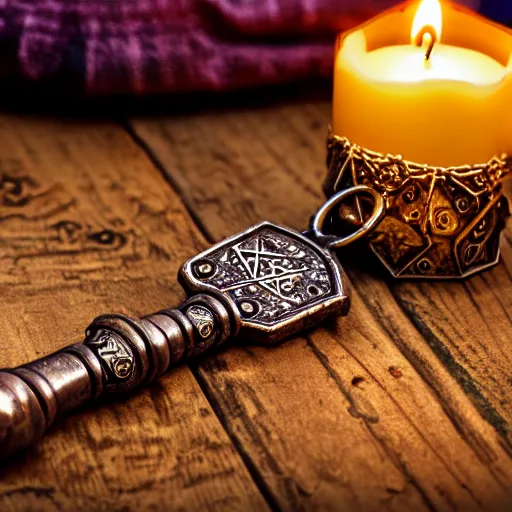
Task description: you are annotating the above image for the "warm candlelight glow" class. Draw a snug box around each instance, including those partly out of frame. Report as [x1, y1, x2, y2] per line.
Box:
[333, 0, 512, 167]
[411, 0, 443, 46]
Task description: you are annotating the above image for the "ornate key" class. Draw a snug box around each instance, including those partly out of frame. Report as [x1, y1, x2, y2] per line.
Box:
[0, 187, 383, 459]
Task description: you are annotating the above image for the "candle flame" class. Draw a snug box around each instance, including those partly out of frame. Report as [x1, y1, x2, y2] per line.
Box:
[411, 0, 443, 46]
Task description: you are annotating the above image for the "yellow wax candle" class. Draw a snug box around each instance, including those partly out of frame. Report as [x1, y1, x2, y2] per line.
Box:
[332, 0, 512, 167]
[362, 45, 505, 85]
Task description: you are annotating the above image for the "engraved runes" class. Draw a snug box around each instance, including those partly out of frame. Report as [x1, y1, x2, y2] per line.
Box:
[86, 329, 134, 380]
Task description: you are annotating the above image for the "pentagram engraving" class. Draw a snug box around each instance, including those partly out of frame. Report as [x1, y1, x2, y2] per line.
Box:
[180, 222, 349, 343]
[200, 228, 334, 325]
[230, 237, 309, 304]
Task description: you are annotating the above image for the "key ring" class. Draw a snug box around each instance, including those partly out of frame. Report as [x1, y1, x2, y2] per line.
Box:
[311, 185, 385, 249]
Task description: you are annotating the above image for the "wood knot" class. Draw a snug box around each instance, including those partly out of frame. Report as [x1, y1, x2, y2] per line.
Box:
[388, 366, 403, 379]
[88, 229, 126, 247]
[52, 222, 127, 250]
[351, 376, 365, 387]
[0, 173, 39, 207]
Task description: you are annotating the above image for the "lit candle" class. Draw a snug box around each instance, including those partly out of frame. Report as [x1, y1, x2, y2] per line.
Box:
[332, 0, 512, 167]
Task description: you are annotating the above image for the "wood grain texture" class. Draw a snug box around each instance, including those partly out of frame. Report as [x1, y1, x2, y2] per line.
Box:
[131, 99, 512, 511]
[0, 117, 268, 512]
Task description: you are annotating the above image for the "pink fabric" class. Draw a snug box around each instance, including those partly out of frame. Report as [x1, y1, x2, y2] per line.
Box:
[0, 0, 478, 95]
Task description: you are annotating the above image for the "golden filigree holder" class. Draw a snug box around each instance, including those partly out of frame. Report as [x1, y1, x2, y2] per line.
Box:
[324, 131, 512, 279]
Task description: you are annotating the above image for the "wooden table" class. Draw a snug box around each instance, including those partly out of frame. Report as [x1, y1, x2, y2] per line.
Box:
[0, 93, 511, 511]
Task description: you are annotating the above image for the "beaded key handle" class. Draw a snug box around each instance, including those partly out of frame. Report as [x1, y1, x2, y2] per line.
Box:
[0, 186, 383, 460]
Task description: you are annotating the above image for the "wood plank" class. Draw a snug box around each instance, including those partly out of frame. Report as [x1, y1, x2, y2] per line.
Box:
[0, 117, 268, 512]
[131, 99, 512, 510]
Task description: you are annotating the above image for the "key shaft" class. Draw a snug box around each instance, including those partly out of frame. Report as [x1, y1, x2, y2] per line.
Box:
[0, 222, 349, 459]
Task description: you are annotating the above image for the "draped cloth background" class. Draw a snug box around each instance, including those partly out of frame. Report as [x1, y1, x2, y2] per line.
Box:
[0, 0, 503, 96]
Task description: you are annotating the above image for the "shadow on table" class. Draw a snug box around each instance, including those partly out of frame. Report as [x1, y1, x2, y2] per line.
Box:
[0, 77, 332, 119]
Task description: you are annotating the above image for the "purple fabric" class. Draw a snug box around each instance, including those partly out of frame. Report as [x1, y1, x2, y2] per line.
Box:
[0, 0, 482, 96]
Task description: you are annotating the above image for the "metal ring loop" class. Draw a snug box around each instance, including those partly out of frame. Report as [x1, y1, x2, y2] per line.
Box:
[311, 185, 385, 249]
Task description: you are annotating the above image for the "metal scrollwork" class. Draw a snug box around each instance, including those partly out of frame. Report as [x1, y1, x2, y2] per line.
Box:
[186, 305, 216, 340]
[85, 329, 134, 382]
[324, 131, 512, 278]
[181, 222, 350, 343]
[205, 229, 333, 324]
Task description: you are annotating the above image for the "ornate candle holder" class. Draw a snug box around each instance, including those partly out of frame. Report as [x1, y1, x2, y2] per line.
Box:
[324, 131, 512, 279]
